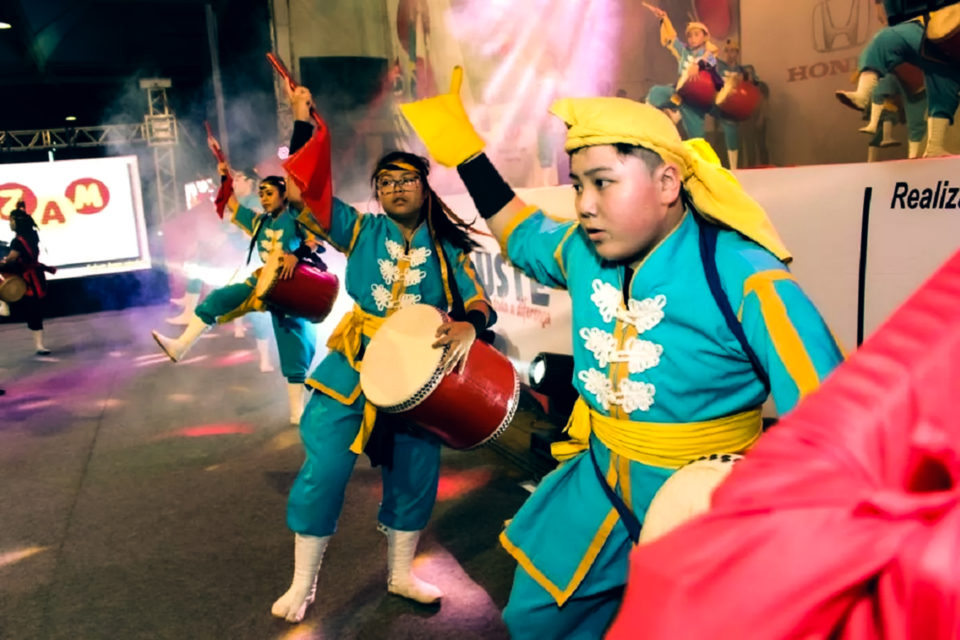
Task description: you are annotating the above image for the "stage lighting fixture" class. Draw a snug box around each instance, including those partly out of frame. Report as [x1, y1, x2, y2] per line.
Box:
[529, 352, 575, 395]
[0, 22, 11, 30]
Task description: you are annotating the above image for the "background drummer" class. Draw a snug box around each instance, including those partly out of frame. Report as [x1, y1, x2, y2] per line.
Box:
[269, 85, 496, 625]
[834, 2, 960, 158]
[151, 160, 319, 426]
[643, 3, 721, 141]
[714, 38, 761, 170]
[0, 201, 56, 355]
[401, 75, 845, 639]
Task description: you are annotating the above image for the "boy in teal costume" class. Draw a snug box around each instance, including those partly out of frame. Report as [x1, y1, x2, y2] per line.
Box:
[402, 70, 845, 638]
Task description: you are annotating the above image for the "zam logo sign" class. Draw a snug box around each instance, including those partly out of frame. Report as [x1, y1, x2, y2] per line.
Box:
[890, 181, 960, 210]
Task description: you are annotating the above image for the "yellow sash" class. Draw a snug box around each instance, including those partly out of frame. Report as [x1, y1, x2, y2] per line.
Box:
[551, 397, 762, 469]
[324, 304, 388, 454]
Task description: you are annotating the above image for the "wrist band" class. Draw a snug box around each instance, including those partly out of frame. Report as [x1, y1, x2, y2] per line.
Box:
[289, 120, 314, 155]
[464, 309, 488, 335]
[456, 153, 515, 219]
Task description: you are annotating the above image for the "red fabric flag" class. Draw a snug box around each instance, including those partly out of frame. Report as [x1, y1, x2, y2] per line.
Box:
[283, 119, 333, 232]
[607, 250, 960, 640]
[213, 174, 233, 220]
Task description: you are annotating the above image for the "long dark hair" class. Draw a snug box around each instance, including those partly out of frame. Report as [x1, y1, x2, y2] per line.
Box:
[371, 151, 481, 253]
[11, 208, 40, 253]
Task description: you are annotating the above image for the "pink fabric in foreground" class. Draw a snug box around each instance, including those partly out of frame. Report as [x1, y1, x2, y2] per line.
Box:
[607, 250, 960, 640]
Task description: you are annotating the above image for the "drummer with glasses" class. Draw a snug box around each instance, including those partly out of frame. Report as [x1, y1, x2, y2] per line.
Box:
[268, 84, 495, 625]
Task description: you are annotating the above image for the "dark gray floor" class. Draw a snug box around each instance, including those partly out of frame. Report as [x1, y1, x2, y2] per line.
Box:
[0, 306, 550, 640]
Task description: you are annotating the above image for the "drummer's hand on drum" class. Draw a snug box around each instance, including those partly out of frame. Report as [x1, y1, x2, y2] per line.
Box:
[279, 252, 298, 279]
[433, 320, 476, 375]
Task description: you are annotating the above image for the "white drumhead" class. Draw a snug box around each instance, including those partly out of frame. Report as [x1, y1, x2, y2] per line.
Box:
[254, 252, 281, 298]
[639, 453, 742, 545]
[360, 304, 446, 408]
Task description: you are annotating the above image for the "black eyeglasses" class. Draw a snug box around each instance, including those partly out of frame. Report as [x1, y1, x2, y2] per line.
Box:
[376, 176, 421, 192]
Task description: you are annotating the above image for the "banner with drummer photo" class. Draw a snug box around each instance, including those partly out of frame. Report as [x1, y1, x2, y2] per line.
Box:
[0, 155, 151, 279]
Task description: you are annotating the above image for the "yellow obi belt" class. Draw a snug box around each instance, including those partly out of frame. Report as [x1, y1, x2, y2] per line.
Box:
[552, 397, 763, 469]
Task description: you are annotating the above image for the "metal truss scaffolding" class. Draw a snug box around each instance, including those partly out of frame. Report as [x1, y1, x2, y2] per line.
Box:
[0, 78, 182, 223]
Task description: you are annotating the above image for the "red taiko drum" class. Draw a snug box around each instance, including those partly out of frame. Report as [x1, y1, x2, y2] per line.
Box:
[715, 79, 761, 121]
[677, 68, 719, 110]
[359, 304, 519, 449]
[254, 252, 339, 323]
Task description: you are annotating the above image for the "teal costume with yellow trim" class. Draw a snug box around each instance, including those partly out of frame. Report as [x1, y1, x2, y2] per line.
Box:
[286, 197, 490, 536]
[497, 207, 844, 639]
[397, 85, 846, 637]
[194, 203, 316, 383]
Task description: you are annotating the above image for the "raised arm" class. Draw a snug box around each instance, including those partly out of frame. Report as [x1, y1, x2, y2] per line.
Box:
[401, 67, 578, 291]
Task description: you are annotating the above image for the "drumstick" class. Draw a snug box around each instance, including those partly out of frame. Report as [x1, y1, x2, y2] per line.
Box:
[204, 121, 226, 163]
[266, 52, 324, 128]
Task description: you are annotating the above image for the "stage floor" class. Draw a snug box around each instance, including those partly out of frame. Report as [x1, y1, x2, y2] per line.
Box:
[0, 305, 555, 640]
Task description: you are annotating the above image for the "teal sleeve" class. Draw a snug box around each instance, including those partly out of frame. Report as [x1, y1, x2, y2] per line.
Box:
[504, 211, 578, 290]
[739, 276, 845, 415]
[231, 204, 261, 236]
[297, 197, 364, 255]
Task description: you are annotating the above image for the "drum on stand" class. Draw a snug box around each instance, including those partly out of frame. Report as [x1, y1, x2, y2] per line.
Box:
[715, 78, 761, 121]
[0, 273, 27, 303]
[677, 67, 719, 111]
[359, 303, 519, 450]
[254, 251, 339, 323]
[639, 453, 742, 544]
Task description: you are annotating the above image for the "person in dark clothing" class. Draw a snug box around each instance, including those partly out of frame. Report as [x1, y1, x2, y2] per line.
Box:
[0, 201, 55, 355]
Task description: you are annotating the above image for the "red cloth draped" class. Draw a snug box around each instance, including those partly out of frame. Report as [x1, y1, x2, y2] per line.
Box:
[282, 119, 333, 232]
[213, 174, 233, 220]
[607, 250, 960, 640]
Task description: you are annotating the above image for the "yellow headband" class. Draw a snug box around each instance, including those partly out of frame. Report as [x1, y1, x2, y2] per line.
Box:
[685, 21, 710, 37]
[550, 97, 790, 262]
[377, 160, 420, 176]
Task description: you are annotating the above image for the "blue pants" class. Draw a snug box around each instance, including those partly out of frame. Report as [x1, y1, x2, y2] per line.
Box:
[504, 569, 625, 640]
[287, 390, 441, 536]
[714, 110, 740, 153]
[873, 73, 928, 142]
[500, 437, 673, 640]
[195, 281, 316, 383]
[860, 20, 960, 122]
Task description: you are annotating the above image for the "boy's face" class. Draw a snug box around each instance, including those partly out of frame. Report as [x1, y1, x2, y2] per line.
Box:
[687, 28, 707, 49]
[570, 145, 679, 264]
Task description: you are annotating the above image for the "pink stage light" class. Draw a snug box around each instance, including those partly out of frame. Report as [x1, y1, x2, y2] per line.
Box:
[436, 467, 494, 501]
[157, 423, 255, 439]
